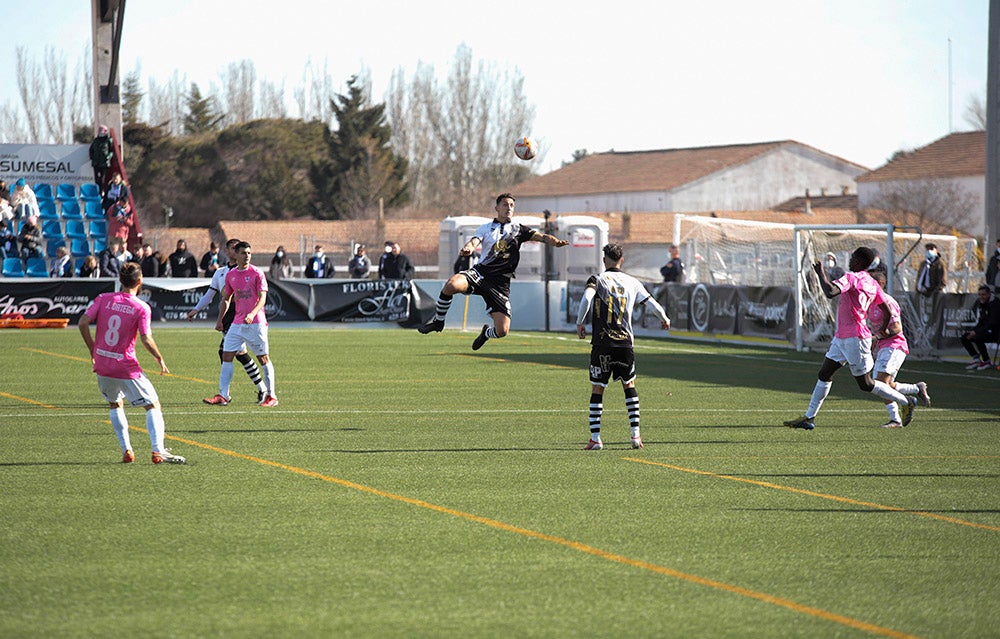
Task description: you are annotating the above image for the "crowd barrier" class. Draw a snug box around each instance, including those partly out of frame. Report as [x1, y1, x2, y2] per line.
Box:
[0, 278, 983, 353]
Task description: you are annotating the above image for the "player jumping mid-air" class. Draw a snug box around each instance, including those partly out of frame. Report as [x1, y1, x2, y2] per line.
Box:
[418, 192, 568, 350]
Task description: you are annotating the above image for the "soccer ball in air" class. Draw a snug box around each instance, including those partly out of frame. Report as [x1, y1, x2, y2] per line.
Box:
[514, 136, 537, 161]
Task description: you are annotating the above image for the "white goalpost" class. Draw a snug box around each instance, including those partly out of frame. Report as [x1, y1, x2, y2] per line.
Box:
[673, 215, 979, 355]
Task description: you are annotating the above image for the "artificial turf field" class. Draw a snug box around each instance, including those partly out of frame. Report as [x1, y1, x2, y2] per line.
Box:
[1, 325, 998, 638]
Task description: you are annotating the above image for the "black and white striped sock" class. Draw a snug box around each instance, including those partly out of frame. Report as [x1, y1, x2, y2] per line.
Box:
[625, 387, 640, 439]
[589, 393, 603, 440]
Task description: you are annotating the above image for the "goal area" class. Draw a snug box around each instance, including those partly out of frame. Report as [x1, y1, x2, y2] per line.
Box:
[672, 215, 979, 354]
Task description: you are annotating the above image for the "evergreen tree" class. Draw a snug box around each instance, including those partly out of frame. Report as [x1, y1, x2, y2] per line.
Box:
[122, 70, 145, 126]
[309, 75, 409, 219]
[183, 83, 223, 135]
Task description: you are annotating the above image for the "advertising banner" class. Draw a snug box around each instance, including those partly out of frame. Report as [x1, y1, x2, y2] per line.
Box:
[0, 144, 92, 187]
[0, 279, 114, 322]
[737, 286, 795, 340]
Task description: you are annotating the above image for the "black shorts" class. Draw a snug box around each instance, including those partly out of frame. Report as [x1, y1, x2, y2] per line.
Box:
[589, 345, 636, 386]
[461, 269, 512, 317]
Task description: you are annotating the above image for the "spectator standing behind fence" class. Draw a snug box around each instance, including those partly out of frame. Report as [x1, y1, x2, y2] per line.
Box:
[10, 179, 39, 220]
[139, 244, 161, 277]
[348, 244, 371, 279]
[50, 245, 72, 277]
[89, 125, 114, 192]
[960, 284, 1000, 371]
[305, 244, 335, 279]
[201, 242, 221, 277]
[823, 252, 845, 281]
[379, 241, 414, 280]
[17, 215, 43, 260]
[269, 246, 293, 280]
[915, 243, 946, 297]
[660, 244, 684, 283]
[985, 238, 1000, 294]
[169, 240, 198, 277]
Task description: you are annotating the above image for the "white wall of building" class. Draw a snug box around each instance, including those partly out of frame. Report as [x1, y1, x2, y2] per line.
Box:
[516, 145, 864, 215]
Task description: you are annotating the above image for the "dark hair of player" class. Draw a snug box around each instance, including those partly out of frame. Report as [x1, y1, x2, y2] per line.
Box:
[234, 241, 251, 253]
[603, 243, 623, 262]
[120, 261, 142, 288]
[226, 238, 241, 249]
[496, 192, 515, 205]
[850, 246, 875, 270]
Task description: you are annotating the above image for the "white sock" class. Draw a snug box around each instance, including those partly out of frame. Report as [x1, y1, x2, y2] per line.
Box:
[110, 407, 131, 452]
[871, 380, 906, 404]
[806, 380, 832, 419]
[220, 361, 235, 398]
[886, 402, 901, 422]
[262, 361, 275, 396]
[147, 408, 165, 454]
[894, 382, 919, 395]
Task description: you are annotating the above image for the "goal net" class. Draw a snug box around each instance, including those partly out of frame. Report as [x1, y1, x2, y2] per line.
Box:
[673, 215, 979, 355]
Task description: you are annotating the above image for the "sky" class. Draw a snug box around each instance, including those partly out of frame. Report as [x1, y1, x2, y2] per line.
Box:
[0, 0, 989, 173]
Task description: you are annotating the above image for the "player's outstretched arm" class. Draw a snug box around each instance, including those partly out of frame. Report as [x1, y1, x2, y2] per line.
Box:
[812, 261, 840, 298]
[644, 296, 671, 330]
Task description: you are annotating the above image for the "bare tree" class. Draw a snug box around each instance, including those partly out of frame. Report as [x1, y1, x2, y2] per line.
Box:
[385, 44, 536, 213]
[866, 178, 981, 235]
[258, 78, 287, 119]
[964, 91, 986, 130]
[293, 58, 335, 123]
[148, 71, 188, 136]
[220, 59, 256, 125]
[6, 46, 92, 143]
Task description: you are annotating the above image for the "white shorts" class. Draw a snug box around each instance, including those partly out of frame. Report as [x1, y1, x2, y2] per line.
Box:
[97, 374, 159, 407]
[874, 347, 907, 379]
[824, 336, 874, 377]
[223, 323, 269, 357]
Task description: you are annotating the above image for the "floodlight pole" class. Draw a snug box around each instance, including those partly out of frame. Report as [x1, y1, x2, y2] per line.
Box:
[986, 0, 1000, 254]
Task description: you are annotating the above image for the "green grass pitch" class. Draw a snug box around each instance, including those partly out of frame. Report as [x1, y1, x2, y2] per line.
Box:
[1, 326, 998, 638]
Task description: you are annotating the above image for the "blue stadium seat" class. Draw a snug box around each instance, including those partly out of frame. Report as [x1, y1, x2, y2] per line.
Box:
[92, 236, 107, 254]
[88, 219, 107, 237]
[80, 183, 101, 202]
[60, 199, 82, 219]
[56, 183, 77, 201]
[64, 219, 87, 240]
[25, 257, 48, 277]
[41, 219, 63, 239]
[38, 199, 59, 220]
[2, 257, 25, 277]
[70, 238, 91, 258]
[33, 183, 54, 200]
[46, 239, 66, 258]
[84, 199, 105, 220]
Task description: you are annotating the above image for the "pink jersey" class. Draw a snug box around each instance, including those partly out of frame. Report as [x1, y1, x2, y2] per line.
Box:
[83, 291, 151, 379]
[833, 270, 885, 339]
[224, 264, 268, 324]
[869, 292, 909, 354]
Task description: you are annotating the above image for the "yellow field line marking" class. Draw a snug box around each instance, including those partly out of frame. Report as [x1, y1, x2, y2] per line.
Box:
[627, 458, 1000, 533]
[19, 347, 214, 384]
[0, 391, 61, 409]
[152, 430, 919, 639]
